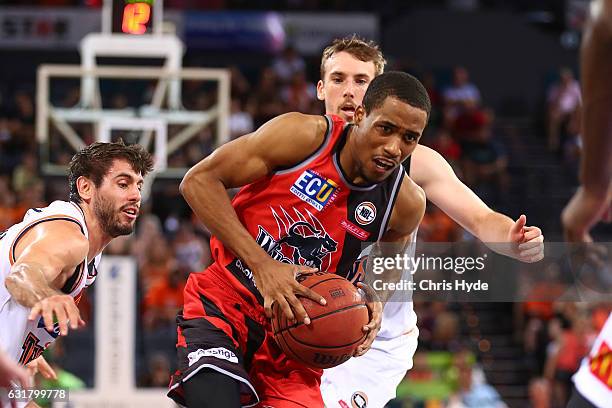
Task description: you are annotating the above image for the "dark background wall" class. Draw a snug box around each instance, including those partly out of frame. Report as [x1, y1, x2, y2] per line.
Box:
[383, 9, 579, 115]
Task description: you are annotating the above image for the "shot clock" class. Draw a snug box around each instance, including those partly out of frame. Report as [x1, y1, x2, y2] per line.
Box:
[111, 0, 155, 35]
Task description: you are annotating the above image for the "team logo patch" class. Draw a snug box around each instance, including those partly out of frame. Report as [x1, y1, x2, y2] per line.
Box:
[187, 347, 238, 366]
[290, 170, 338, 211]
[355, 202, 376, 225]
[255, 207, 338, 271]
[351, 391, 368, 408]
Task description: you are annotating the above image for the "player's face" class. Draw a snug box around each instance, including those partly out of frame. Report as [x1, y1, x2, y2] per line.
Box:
[93, 159, 143, 237]
[353, 97, 427, 183]
[317, 51, 377, 122]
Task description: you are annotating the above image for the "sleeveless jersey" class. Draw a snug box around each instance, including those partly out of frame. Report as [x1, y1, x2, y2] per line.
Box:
[572, 312, 612, 406]
[0, 200, 100, 364]
[209, 114, 405, 303]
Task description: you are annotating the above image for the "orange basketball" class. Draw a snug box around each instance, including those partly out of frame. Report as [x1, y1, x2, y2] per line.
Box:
[271, 271, 369, 369]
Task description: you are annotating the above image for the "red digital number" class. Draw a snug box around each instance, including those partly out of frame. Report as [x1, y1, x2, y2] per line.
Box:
[122, 3, 151, 35]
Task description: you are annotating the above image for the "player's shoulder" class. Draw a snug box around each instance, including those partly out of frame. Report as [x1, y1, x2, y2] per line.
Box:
[258, 112, 330, 157]
[269, 112, 328, 136]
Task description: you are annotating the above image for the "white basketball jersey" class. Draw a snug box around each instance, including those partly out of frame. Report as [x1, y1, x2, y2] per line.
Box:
[572, 312, 612, 407]
[378, 229, 418, 339]
[356, 230, 418, 339]
[0, 200, 100, 364]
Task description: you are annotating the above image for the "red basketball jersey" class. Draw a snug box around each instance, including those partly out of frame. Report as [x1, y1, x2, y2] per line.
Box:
[209, 114, 405, 303]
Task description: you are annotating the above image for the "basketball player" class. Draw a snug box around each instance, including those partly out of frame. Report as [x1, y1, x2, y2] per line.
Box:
[317, 36, 545, 407]
[562, 1, 612, 406]
[168, 71, 429, 408]
[0, 141, 152, 405]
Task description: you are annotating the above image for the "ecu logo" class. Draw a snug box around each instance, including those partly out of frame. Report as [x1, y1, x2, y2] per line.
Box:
[291, 170, 338, 211]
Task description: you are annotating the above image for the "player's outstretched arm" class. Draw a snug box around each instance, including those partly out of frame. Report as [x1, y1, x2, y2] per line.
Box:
[411, 145, 543, 262]
[354, 176, 426, 357]
[180, 112, 329, 324]
[562, 0, 612, 242]
[4, 221, 88, 336]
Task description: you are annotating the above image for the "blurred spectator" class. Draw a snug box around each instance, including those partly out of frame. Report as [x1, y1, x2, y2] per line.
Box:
[429, 128, 462, 171]
[419, 204, 462, 243]
[447, 349, 507, 408]
[13, 90, 35, 125]
[544, 315, 588, 407]
[140, 353, 172, 387]
[229, 97, 254, 139]
[272, 45, 306, 84]
[430, 311, 461, 351]
[528, 378, 552, 408]
[139, 236, 175, 291]
[281, 71, 317, 113]
[0, 176, 19, 231]
[460, 111, 509, 201]
[131, 213, 165, 266]
[143, 266, 186, 330]
[546, 67, 581, 152]
[443, 66, 481, 119]
[12, 152, 41, 193]
[229, 66, 252, 101]
[249, 67, 285, 127]
[14, 180, 47, 220]
[173, 221, 211, 272]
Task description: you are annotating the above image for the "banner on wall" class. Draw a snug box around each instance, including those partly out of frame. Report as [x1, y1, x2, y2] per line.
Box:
[281, 12, 379, 56]
[0, 8, 100, 48]
[183, 11, 378, 55]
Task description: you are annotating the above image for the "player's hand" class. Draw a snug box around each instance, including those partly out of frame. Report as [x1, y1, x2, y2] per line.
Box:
[25, 355, 57, 381]
[253, 260, 326, 325]
[28, 294, 85, 336]
[353, 282, 382, 357]
[0, 349, 31, 388]
[508, 214, 544, 263]
[562, 187, 611, 243]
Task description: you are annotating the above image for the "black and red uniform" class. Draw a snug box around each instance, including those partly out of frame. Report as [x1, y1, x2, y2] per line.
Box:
[168, 115, 405, 407]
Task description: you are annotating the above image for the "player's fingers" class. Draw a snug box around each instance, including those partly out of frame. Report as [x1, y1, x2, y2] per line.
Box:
[354, 331, 377, 357]
[294, 266, 318, 278]
[518, 240, 543, 251]
[276, 297, 295, 323]
[295, 284, 326, 306]
[28, 303, 41, 321]
[42, 306, 55, 332]
[37, 357, 57, 380]
[522, 227, 543, 242]
[356, 282, 381, 304]
[520, 245, 543, 259]
[54, 305, 68, 336]
[78, 318, 87, 327]
[15, 366, 31, 388]
[528, 253, 545, 263]
[286, 293, 310, 325]
[264, 297, 274, 319]
[510, 215, 527, 236]
[66, 303, 81, 330]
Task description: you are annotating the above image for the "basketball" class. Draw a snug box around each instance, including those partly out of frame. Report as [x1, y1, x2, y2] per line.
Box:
[271, 271, 369, 369]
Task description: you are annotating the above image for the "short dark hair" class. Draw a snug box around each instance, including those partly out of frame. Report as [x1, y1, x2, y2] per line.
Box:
[363, 71, 431, 118]
[68, 140, 154, 203]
